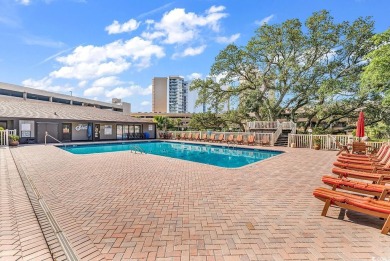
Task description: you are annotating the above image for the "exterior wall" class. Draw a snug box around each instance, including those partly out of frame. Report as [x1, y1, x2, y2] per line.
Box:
[152, 77, 168, 113]
[142, 123, 156, 139]
[71, 122, 89, 141]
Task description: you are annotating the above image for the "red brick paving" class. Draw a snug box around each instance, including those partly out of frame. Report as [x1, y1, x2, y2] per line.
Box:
[0, 147, 52, 260]
[5, 142, 390, 260]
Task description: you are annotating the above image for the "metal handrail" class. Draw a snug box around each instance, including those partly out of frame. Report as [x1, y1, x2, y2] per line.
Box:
[131, 145, 146, 154]
[45, 131, 63, 145]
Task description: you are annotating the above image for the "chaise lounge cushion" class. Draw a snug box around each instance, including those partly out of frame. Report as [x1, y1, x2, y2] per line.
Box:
[313, 187, 390, 214]
[322, 175, 387, 193]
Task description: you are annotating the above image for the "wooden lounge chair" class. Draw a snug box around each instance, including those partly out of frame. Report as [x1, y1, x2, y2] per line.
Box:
[246, 135, 255, 146]
[260, 136, 270, 146]
[216, 134, 224, 143]
[235, 135, 243, 145]
[313, 187, 390, 234]
[225, 134, 234, 144]
[208, 134, 216, 142]
[186, 133, 192, 140]
[340, 144, 387, 158]
[194, 133, 200, 141]
[332, 167, 390, 184]
[334, 151, 390, 171]
[352, 141, 367, 155]
[180, 133, 186, 140]
[337, 148, 390, 164]
[200, 133, 207, 142]
[336, 141, 350, 156]
[322, 175, 390, 200]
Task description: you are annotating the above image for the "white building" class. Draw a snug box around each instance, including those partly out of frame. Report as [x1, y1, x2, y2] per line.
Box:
[152, 76, 188, 113]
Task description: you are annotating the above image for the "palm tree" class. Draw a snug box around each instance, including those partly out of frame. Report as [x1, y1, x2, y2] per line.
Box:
[174, 118, 182, 131]
[153, 116, 171, 132]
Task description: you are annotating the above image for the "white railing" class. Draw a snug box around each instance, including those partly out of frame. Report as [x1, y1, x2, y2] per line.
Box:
[0, 129, 17, 146]
[247, 121, 278, 129]
[288, 134, 388, 151]
[281, 121, 296, 130]
[273, 123, 283, 145]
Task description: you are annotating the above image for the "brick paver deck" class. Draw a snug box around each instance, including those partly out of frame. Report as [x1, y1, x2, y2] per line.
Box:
[0, 147, 52, 260]
[4, 142, 390, 260]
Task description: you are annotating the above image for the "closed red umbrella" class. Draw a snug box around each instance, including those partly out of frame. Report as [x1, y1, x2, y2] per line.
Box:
[356, 111, 365, 140]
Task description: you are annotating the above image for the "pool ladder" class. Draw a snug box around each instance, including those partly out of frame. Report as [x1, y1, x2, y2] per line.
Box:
[130, 145, 147, 154]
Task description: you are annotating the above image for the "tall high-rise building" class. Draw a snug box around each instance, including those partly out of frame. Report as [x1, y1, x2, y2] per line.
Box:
[152, 77, 167, 113]
[152, 76, 188, 113]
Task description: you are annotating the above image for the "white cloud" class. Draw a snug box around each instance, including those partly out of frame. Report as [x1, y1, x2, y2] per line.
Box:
[173, 45, 206, 58]
[216, 33, 240, 44]
[255, 14, 275, 26]
[50, 59, 131, 80]
[187, 72, 203, 80]
[137, 2, 174, 18]
[105, 84, 152, 99]
[207, 5, 225, 14]
[84, 86, 104, 96]
[92, 76, 123, 87]
[105, 19, 140, 34]
[51, 37, 165, 80]
[78, 80, 88, 87]
[22, 77, 73, 93]
[15, 0, 30, 5]
[144, 6, 228, 45]
[141, 101, 150, 106]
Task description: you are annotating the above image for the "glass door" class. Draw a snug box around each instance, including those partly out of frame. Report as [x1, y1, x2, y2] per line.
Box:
[62, 123, 72, 141]
[123, 125, 129, 139]
[129, 125, 134, 139]
[116, 125, 123, 140]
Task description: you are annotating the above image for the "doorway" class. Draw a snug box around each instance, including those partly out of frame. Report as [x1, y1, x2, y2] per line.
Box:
[37, 122, 59, 143]
[62, 123, 72, 142]
[94, 124, 100, 141]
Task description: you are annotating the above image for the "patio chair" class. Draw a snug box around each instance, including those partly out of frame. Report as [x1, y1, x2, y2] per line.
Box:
[334, 150, 390, 171]
[331, 167, 390, 184]
[246, 135, 255, 146]
[336, 141, 350, 156]
[260, 136, 271, 146]
[200, 133, 207, 142]
[338, 146, 389, 162]
[352, 141, 367, 155]
[235, 135, 243, 145]
[322, 175, 390, 200]
[194, 133, 200, 141]
[225, 134, 234, 144]
[208, 134, 216, 142]
[187, 133, 193, 140]
[180, 133, 186, 140]
[216, 134, 224, 143]
[340, 144, 387, 158]
[337, 149, 390, 165]
[313, 187, 390, 234]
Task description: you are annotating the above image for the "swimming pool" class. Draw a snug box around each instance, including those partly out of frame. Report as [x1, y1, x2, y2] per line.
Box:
[59, 141, 283, 168]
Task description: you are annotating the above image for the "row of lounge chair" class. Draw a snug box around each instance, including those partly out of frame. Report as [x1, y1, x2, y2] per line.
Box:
[173, 133, 271, 146]
[313, 143, 390, 234]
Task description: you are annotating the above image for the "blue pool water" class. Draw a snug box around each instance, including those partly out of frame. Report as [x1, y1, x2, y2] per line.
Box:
[59, 141, 283, 168]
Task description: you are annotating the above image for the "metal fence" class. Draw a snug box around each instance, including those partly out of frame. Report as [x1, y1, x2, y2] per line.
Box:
[0, 129, 17, 146]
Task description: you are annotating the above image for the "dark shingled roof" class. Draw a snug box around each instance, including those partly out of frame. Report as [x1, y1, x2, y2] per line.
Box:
[0, 96, 151, 123]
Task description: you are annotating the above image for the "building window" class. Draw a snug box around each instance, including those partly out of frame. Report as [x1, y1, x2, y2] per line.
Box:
[148, 125, 153, 131]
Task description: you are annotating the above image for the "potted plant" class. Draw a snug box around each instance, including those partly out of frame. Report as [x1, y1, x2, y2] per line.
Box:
[9, 134, 20, 146]
[313, 138, 321, 150]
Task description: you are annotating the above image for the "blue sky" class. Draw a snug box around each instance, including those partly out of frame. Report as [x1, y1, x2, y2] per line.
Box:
[0, 0, 389, 112]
